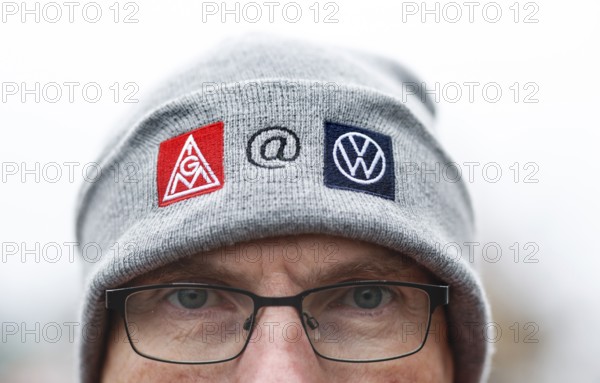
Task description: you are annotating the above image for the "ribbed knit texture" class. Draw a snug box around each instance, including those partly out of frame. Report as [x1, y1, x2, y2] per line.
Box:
[76, 34, 491, 383]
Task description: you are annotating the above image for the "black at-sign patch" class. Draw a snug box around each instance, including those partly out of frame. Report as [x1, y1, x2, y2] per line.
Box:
[323, 122, 395, 200]
[246, 127, 301, 169]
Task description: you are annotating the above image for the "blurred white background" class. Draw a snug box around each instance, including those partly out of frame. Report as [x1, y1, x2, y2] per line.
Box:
[1, 0, 599, 382]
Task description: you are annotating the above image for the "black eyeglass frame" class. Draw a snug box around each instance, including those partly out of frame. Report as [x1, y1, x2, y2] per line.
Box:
[106, 280, 449, 365]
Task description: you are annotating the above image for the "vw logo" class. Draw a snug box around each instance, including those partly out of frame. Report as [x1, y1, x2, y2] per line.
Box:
[333, 132, 386, 184]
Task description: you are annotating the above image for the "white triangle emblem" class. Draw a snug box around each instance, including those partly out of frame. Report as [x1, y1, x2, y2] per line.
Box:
[162, 134, 221, 203]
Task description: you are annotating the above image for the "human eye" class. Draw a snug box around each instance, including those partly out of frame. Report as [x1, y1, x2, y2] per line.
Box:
[161, 288, 235, 319]
[168, 289, 213, 309]
[340, 286, 395, 311]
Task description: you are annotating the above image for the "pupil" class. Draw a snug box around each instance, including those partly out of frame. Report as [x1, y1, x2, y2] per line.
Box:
[177, 289, 207, 309]
[353, 287, 382, 309]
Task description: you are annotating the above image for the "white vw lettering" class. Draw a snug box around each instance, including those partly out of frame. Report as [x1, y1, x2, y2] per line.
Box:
[333, 132, 386, 185]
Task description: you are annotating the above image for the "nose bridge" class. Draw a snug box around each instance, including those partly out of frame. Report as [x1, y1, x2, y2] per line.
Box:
[253, 305, 305, 340]
[234, 304, 320, 383]
[251, 301, 306, 342]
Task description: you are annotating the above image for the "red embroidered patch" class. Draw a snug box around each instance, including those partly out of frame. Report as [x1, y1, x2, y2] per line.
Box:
[157, 121, 224, 207]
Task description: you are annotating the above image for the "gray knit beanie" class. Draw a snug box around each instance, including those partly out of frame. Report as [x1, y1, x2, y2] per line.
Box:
[76, 34, 492, 383]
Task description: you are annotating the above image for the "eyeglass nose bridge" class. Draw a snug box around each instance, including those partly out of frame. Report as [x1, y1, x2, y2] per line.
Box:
[243, 294, 308, 331]
[253, 294, 303, 310]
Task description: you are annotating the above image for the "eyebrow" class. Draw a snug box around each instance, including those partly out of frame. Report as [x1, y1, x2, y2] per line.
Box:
[133, 259, 253, 286]
[310, 255, 430, 285]
[133, 251, 431, 288]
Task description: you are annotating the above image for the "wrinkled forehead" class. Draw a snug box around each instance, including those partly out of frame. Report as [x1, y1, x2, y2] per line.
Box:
[129, 234, 437, 292]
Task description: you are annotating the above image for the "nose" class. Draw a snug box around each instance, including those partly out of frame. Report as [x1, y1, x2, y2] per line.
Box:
[233, 306, 324, 383]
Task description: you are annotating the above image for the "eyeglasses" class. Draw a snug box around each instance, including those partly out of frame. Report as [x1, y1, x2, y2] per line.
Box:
[105, 281, 448, 364]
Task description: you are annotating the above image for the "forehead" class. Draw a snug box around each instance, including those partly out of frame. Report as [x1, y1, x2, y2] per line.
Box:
[132, 234, 436, 290]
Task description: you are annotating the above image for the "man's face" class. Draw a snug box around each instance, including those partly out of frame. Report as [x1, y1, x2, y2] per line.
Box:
[101, 234, 454, 383]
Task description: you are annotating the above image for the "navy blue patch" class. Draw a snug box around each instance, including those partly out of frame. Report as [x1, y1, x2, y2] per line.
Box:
[324, 122, 395, 200]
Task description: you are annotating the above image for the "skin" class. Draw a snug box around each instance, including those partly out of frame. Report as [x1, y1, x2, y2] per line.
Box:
[101, 234, 454, 383]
